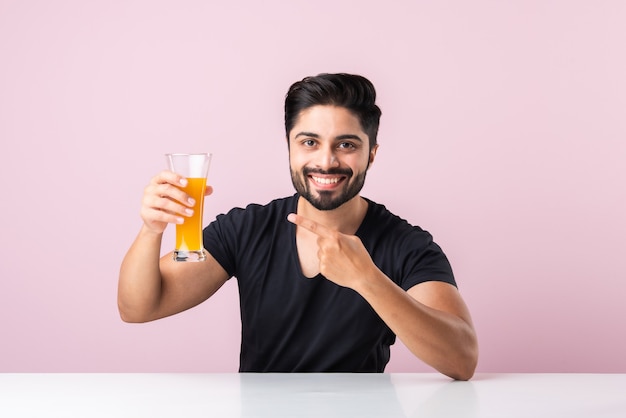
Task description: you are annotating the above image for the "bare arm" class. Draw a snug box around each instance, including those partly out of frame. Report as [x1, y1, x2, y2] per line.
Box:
[118, 171, 229, 323]
[357, 277, 478, 380]
[287, 213, 478, 380]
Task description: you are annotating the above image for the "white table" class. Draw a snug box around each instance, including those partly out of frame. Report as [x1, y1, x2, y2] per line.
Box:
[1, 373, 624, 417]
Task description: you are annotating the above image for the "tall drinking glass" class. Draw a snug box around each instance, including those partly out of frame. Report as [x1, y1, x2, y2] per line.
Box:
[166, 153, 212, 262]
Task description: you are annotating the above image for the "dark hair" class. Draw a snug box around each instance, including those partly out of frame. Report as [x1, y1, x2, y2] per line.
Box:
[284, 73, 382, 149]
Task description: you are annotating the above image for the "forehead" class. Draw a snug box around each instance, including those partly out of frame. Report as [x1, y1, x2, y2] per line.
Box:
[290, 105, 364, 137]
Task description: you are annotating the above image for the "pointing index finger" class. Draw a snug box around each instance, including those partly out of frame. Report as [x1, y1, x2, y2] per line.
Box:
[287, 213, 332, 238]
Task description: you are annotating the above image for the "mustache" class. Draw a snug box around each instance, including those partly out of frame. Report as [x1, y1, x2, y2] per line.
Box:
[302, 167, 353, 177]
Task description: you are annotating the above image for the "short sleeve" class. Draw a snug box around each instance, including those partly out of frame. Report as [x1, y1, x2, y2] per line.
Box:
[203, 210, 242, 278]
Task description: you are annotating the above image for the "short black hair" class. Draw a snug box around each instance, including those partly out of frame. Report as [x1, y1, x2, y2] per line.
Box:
[284, 73, 382, 149]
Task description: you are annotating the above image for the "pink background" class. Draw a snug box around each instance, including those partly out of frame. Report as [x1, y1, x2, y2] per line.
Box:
[1, 0, 625, 373]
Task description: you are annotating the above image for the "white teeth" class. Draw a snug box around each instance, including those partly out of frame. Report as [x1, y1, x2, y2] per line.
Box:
[312, 176, 340, 184]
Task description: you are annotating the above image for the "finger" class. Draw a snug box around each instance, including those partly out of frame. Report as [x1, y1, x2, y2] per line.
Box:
[141, 206, 186, 225]
[151, 170, 188, 188]
[143, 190, 195, 218]
[147, 182, 195, 209]
[147, 172, 195, 208]
[286, 213, 333, 238]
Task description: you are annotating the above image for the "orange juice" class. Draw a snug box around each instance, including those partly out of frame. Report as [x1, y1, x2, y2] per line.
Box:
[175, 177, 206, 252]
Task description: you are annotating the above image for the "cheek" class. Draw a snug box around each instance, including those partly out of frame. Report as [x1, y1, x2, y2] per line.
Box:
[288, 151, 308, 169]
[346, 154, 371, 171]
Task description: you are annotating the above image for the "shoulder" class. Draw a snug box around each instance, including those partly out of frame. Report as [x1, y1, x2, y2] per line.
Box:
[209, 195, 298, 238]
[361, 198, 433, 242]
[218, 194, 298, 221]
[360, 197, 456, 288]
[203, 195, 297, 275]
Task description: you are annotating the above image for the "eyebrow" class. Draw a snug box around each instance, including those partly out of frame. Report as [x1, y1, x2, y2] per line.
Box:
[294, 131, 320, 139]
[294, 132, 364, 142]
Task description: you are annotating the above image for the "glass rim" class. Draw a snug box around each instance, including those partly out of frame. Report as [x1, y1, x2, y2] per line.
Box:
[165, 153, 212, 156]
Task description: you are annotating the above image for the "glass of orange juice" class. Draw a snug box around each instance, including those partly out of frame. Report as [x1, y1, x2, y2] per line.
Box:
[166, 153, 212, 262]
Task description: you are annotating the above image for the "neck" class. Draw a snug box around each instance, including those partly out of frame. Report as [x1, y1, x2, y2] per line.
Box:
[297, 194, 368, 235]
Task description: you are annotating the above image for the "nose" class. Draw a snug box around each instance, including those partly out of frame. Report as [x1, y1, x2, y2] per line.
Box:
[317, 146, 339, 169]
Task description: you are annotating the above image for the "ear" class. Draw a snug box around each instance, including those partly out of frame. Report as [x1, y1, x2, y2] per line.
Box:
[368, 144, 379, 166]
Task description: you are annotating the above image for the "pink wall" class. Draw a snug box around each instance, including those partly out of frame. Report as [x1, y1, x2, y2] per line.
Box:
[1, 0, 625, 373]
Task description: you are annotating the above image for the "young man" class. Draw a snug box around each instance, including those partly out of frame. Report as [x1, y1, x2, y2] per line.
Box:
[118, 73, 478, 380]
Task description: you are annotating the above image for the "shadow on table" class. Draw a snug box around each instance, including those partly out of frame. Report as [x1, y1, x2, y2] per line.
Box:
[396, 375, 479, 418]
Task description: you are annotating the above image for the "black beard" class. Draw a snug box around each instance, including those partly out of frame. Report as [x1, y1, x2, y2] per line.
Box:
[290, 166, 367, 211]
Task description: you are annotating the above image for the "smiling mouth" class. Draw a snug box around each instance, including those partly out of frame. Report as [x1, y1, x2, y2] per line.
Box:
[308, 174, 348, 190]
[311, 175, 342, 185]
[303, 168, 352, 189]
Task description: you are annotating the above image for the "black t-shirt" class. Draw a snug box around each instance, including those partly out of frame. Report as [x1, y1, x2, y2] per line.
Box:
[203, 194, 456, 372]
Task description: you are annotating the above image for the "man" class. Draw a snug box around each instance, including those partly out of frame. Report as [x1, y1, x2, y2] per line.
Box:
[118, 73, 478, 380]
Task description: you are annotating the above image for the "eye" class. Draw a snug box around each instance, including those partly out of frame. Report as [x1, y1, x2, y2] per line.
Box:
[338, 142, 356, 150]
[302, 139, 317, 147]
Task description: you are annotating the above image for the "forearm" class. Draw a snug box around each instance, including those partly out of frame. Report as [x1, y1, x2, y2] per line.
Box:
[118, 225, 165, 322]
[355, 272, 478, 380]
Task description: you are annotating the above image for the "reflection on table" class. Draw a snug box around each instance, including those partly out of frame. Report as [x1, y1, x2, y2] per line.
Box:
[1, 373, 624, 417]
